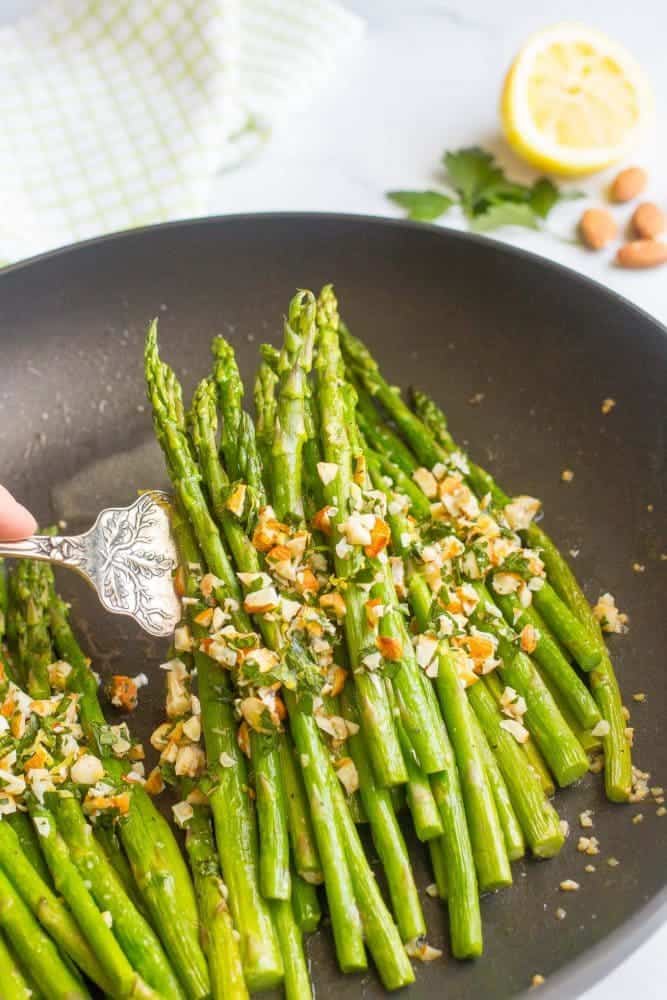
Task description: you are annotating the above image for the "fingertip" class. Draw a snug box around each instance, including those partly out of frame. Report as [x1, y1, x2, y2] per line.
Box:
[0, 485, 38, 541]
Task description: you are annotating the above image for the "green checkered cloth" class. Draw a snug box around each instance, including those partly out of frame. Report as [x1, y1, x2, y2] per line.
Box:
[0, 0, 363, 262]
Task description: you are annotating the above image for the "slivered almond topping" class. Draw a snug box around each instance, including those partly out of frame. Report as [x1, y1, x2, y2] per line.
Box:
[492, 572, 522, 595]
[237, 721, 251, 758]
[365, 518, 391, 558]
[504, 495, 541, 531]
[592, 593, 629, 634]
[312, 505, 336, 536]
[145, 767, 165, 796]
[225, 483, 247, 517]
[243, 586, 280, 614]
[413, 467, 438, 499]
[520, 623, 540, 654]
[334, 757, 359, 795]
[365, 598, 384, 627]
[376, 635, 403, 661]
[329, 666, 348, 697]
[194, 607, 214, 627]
[295, 568, 320, 596]
[319, 592, 347, 620]
[317, 462, 339, 486]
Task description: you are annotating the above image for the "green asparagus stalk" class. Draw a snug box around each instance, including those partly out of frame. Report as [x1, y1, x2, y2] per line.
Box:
[270, 291, 318, 521]
[315, 320, 405, 786]
[146, 325, 284, 989]
[270, 900, 313, 1000]
[470, 582, 589, 787]
[412, 387, 631, 802]
[493, 591, 601, 730]
[188, 376, 291, 902]
[13, 560, 52, 698]
[278, 736, 323, 883]
[434, 647, 512, 892]
[0, 867, 90, 1000]
[531, 582, 602, 671]
[0, 820, 111, 991]
[470, 709, 525, 862]
[53, 796, 186, 1000]
[428, 838, 448, 900]
[485, 671, 556, 797]
[185, 807, 249, 1000]
[291, 874, 321, 934]
[340, 686, 426, 942]
[467, 680, 564, 858]
[47, 587, 208, 998]
[0, 932, 34, 1000]
[5, 812, 53, 886]
[94, 824, 146, 916]
[29, 800, 159, 1000]
[211, 335, 244, 481]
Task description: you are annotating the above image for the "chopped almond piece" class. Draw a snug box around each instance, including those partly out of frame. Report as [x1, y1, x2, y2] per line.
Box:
[320, 592, 347, 620]
[376, 635, 403, 661]
[364, 518, 391, 557]
[173, 564, 187, 597]
[295, 568, 320, 596]
[145, 767, 165, 796]
[312, 506, 335, 536]
[194, 608, 214, 628]
[243, 586, 280, 614]
[413, 467, 438, 499]
[225, 483, 247, 517]
[364, 597, 384, 627]
[237, 720, 251, 758]
[329, 666, 348, 697]
[520, 623, 540, 654]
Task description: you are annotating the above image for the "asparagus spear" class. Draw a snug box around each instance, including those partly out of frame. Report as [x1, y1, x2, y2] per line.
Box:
[145, 326, 283, 990]
[270, 900, 313, 1000]
[185, 807, 249, 1000]
[291, 874, 321, 933]
[433, 646, 512, 892]
[270, 290, 317, 521]
[13, 559, 52, 698]
[278, 735, 323, 883]
[315, 319, 405, 786]
[469, 582, 590, 787]
[493, 591, 601, 730]
[94, 824, 146, 916]
[211, 334, 244, 481]
[0, 932, 34, 1000]
[340, 686, 426, 942]
[163, 343, 364, 981]
[47, 587, 207, 999]
[188, 375, 291, 902]
[28, 800, 159, 1000]
[0, 821, 109, 991]
[412, 387, 631, 802]
[0, 866, 90, 1000]
[53, 796, 186, 1000]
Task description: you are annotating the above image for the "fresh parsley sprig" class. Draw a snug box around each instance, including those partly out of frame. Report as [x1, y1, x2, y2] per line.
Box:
[388, 146, 581, 232]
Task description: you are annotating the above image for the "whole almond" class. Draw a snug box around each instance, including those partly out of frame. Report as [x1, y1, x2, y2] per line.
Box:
[579, 208, 617, 250]
[631, 202, 665, 239]
[616, 240, 667, 269]
[610, 166, 647, 203]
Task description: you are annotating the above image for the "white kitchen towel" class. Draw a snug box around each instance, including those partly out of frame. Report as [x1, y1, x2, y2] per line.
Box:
[0, 0, 363, 263]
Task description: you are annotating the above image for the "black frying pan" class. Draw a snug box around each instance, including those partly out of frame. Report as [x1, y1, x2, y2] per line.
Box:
[1, 214, 665, 999]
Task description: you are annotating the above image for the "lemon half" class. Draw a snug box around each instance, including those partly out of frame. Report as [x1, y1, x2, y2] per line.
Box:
[501, 23, 654, 176]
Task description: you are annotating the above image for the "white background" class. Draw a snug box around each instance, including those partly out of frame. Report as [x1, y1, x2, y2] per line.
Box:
[3, 1, 666, 995]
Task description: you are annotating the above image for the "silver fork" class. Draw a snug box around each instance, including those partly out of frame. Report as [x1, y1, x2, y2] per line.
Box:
[0, 492, 181, 637]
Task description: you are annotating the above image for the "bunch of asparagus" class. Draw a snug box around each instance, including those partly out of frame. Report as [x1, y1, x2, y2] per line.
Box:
[141, 284, 633, 995]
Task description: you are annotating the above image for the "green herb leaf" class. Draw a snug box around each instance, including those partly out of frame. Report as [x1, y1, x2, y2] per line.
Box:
[387, 190, 455, 222]
[443, 147, 505, 215]
[470, 201, 540, 233]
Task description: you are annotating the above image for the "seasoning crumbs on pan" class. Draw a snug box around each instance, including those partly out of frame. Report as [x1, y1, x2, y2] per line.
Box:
[555, 907, 567, 920]
[561, 469, 574, 483]
[632, 563, 646, 573]
[531, 974, 546, 988]
[601, 398, 616, 415]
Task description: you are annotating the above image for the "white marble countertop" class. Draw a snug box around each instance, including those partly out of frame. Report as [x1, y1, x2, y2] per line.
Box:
[210, 3, 665, 997]
[2, 0, 665, 996]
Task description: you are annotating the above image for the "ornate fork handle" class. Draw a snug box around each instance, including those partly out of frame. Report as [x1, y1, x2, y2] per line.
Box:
[0, 534, 94, 573]
[0, 492, 181, 638]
